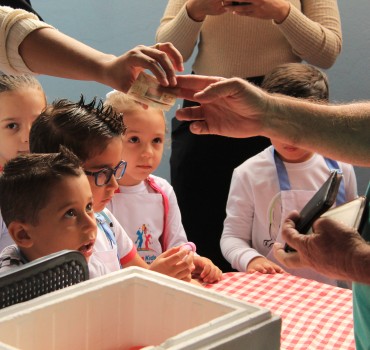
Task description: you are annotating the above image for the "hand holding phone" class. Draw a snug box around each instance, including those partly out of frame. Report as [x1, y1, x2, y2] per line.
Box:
[284, 171, 343, 252]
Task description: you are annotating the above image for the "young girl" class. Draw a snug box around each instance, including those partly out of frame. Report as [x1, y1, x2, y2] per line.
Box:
[29, 96, 194, 281]
[105, 91, 222, 283]
[0, 74, 47, 251]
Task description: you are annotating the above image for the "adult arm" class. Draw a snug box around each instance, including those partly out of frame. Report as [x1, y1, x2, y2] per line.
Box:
[1, 6, 184, 92]
[156, 0, 225, 61]
[277, 0, 342, 69]
[228, 0, 342, 68]
[175, 75, 370, 166]
[273, 211, 370, 285]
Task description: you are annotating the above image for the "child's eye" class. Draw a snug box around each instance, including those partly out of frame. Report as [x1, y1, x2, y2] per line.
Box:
[128, 136, 139, 143]
[64, 209, 77, 218]
[6, 123, 19, 130]
[153, 137, 163, 144]
[86, 202, 93, 212]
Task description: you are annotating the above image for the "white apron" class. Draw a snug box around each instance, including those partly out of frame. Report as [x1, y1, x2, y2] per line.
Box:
[110, 178, 169, 264]
[266, 149, 345, 286]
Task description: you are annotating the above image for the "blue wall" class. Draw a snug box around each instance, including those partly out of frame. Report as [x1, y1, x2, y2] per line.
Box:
[32, 0, 370, 193]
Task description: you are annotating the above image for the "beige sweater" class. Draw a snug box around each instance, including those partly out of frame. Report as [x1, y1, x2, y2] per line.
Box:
[156, 0, 342, 78]
[0, 6, 53, 75]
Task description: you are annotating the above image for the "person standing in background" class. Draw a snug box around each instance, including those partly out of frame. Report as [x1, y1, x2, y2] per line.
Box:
[156, 0, 342, 271]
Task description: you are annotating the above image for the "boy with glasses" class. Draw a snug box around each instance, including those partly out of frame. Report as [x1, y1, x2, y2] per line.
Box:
[29, 96, 194, 280]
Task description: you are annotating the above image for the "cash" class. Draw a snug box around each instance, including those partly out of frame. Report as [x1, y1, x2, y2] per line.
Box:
[127, 72, 177, 111]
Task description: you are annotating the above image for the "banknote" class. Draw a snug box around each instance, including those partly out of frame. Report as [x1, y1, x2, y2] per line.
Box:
[127, 72, 177, 111]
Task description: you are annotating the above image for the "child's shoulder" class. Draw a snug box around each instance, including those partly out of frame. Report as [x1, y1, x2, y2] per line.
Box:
[146, 175, 172, 193]
[0, 245, 21, 273]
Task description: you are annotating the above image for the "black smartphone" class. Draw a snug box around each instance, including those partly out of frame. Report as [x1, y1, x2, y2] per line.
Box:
[284, 170, 343, 252]
[231, 1, 252, 5]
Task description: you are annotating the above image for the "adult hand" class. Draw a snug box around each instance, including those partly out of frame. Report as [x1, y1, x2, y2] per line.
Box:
[175, 75, 269, 138]
[223, 0, 290, 23]
[186, 0, 227, 22]
[273, 211, 368, 282]
[103, 43, 184, 93]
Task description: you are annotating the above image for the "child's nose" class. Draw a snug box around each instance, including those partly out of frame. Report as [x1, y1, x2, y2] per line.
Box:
[106, 173, 119, 190]
[83, 213, 97, 236]
[141, 144, 153, 157]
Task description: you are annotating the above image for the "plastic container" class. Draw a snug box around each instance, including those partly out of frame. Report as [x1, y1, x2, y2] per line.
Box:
[0, 267, 280, 349]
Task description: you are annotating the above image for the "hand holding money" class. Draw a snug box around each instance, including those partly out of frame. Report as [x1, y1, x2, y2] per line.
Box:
[127, 71, 177, 111]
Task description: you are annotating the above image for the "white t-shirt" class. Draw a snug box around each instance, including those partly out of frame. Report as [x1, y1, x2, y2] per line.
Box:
[221, 146, 358, 276]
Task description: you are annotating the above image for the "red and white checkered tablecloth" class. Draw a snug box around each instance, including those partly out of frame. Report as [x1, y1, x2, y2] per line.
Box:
[204, 272, 354, 350]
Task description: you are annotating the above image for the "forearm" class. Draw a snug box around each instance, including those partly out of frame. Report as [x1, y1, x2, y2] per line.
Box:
[264, 96, 370, 166]
[278, 0, 342, 68]
[19, 27, 115, 83]
[156, 1, 201, 61]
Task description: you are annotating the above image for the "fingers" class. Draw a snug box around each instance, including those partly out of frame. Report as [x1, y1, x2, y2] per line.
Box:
[273, 242, 304, 269]
[175, 75, 224, 90]
[200, 265, 223, 283]
[146, 42, 183, 86]
[153, 42, 184, 73]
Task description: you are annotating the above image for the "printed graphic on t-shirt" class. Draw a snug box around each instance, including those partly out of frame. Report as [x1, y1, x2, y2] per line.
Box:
[135, 224, 157, 264]
[265, 192, 282, 248]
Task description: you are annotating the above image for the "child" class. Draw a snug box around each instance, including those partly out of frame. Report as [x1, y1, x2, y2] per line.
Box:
[220, 63, 358, 286]
[0, 74, 47, 252]
[0, 149, 97, 273]
[105, 91, 222, 283]
[29, 96, 194, 281]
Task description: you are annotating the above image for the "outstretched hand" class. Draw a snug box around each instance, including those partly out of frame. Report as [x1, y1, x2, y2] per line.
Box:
[175, 75, 269, 138]
[104, 42, 184, 93]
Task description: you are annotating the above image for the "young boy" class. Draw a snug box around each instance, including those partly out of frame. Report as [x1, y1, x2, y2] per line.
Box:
[0, 149, 97, 272]
[220, 63, 358, 286]
[105, 91, 222, 283]
[29, 96, 194, 281]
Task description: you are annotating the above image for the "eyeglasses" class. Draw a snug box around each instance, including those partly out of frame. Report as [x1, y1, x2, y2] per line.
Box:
[84, 160, 127, 187]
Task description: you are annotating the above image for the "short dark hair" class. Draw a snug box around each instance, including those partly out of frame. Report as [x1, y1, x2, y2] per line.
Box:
[0, 147, 83, 226]
[261, 63, 329, 101]
[30, 95, 126, 161]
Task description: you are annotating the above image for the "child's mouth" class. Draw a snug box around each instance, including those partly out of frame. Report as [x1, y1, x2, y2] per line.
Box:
[78, 240, 95, 259]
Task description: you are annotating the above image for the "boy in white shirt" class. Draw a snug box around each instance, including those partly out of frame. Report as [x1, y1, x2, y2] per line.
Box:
[0, 149, 97, 273]
[221, 63, 358, 286]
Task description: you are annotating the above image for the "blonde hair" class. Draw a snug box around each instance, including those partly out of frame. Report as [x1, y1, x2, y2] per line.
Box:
[0, 74, 44, 94]
[105, 90, 169, 147]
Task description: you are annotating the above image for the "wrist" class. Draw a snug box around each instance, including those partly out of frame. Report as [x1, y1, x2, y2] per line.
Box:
[186, 1, 206, 22]
[350, 241, 370, 284]
[273, 2, 290, 24]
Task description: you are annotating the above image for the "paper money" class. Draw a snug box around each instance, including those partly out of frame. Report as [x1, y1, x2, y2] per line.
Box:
[127, 72, 177, 111]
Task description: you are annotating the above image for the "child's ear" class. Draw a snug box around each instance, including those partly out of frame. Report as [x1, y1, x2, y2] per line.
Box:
[7, 222, 33, 248]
